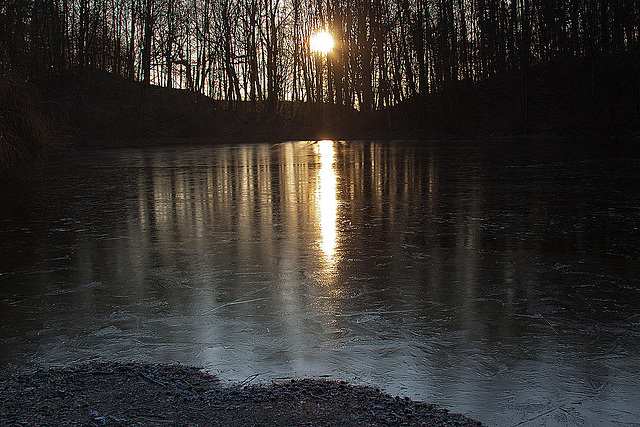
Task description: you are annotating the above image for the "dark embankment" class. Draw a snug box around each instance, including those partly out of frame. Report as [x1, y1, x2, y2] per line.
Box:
[353, 52, 640, 139]
[0, 76, 59, 177]
[0, 362, 482, 426]
[36, 69, 310, 148]
[20, 51, 640, 153]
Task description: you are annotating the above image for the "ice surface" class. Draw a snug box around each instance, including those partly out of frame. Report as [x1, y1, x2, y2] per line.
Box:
[1, 140, 639, 425]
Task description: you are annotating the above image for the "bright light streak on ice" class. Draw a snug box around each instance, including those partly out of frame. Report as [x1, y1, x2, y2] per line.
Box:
[315, 140, 338, 261]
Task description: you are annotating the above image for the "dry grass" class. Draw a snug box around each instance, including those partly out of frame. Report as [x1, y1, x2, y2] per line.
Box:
[0, 75, 56, 177]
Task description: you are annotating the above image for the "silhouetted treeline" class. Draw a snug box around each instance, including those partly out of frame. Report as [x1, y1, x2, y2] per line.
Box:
[1, 0, 638, 112]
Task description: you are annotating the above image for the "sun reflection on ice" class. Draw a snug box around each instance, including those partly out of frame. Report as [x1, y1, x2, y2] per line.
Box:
[315, 140, 338, 263]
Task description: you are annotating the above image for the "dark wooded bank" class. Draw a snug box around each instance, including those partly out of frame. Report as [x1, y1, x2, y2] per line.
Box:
[2, 0, 639, 114]
[34, 52, 640, 148]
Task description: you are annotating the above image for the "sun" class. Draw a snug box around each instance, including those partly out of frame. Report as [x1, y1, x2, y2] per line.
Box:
[310, 31, 334, 54]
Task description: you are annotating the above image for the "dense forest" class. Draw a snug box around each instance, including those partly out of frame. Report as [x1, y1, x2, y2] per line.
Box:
[2, 0, 639, 113]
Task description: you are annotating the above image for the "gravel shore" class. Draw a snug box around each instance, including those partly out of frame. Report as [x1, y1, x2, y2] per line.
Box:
[1, 362, 482, 426]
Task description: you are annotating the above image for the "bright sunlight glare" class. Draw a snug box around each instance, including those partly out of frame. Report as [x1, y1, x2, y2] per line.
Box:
[315, 140, 338, 261]
[310, 31, 334, 54]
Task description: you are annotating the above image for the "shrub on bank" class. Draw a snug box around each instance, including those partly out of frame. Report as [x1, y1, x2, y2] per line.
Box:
[0, 76, 55, 177]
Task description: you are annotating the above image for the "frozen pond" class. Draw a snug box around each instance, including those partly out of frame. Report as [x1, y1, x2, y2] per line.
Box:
[1, 140, 639, 425]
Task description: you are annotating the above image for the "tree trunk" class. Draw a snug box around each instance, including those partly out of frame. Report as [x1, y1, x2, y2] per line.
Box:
[141, 0, 153, 85]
